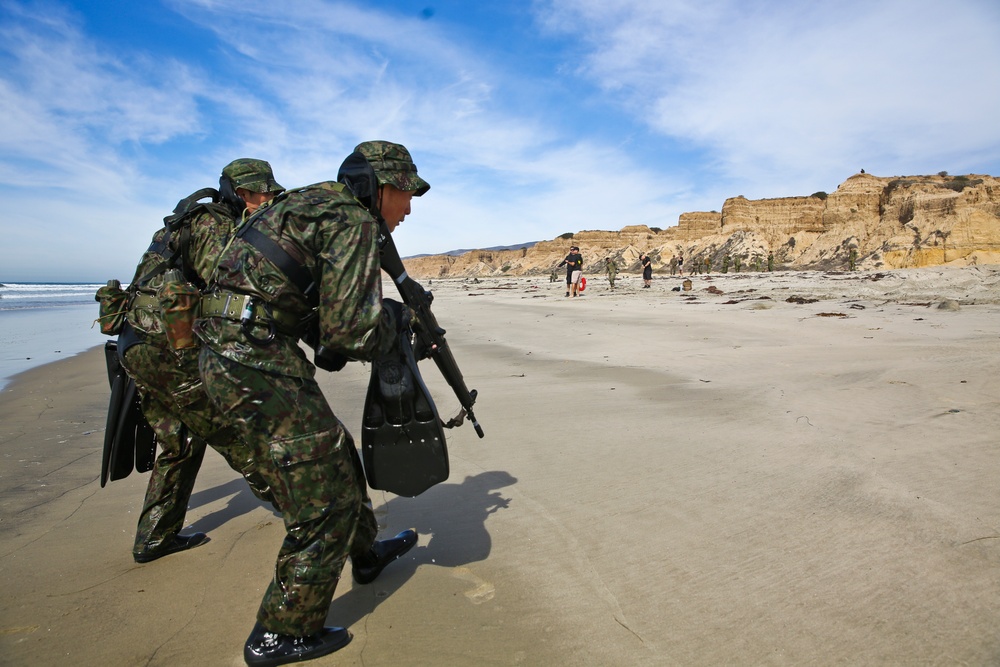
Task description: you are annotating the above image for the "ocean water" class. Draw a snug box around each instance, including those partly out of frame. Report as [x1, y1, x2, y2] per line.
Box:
[0, 283, 111, 391]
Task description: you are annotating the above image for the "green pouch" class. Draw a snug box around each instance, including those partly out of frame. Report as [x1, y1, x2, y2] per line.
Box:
[95, 280, 129, 336]
[157, 270, 200, 349]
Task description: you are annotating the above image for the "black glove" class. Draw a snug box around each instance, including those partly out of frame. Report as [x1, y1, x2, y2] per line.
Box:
[314, 346, 348, 372]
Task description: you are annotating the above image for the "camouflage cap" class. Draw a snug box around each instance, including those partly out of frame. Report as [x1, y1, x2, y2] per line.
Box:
[221, 158, 284, 194]
[354, 141, 430, 196]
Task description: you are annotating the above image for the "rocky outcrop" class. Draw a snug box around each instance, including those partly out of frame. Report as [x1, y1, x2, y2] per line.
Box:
[676, 211, 721, 240]
[403, 172, 1000, 278]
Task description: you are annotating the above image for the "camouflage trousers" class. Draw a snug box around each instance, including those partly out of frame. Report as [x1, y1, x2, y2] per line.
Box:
[199, 348, 379, 636]
[121, 342, 272, 554]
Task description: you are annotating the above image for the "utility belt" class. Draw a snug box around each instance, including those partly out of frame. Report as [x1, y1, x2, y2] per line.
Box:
[200, 291, 307, 339]
[130, 292, 161, 311]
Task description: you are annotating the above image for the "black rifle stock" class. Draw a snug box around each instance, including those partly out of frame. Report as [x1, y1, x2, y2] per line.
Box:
[378, 221, 484, 438]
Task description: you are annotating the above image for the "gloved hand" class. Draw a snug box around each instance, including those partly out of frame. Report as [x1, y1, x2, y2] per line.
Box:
[314, 346, 348, 372]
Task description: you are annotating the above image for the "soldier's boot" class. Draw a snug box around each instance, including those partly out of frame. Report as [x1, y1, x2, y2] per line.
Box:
[134, 532, 210, 563]
[351, 529, 418, 585]
[244, 623, 351, 667]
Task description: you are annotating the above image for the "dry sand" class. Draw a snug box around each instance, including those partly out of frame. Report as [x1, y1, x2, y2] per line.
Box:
[1, 266, 999, 666]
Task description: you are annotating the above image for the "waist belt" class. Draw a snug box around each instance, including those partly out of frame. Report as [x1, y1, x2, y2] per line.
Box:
[131, 293, 160, 311]
[200, 292, 251, 320]
[200, 292, 305, 335]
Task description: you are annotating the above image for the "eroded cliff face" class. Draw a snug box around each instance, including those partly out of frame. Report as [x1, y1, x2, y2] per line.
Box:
[403, 173, 1000, 278]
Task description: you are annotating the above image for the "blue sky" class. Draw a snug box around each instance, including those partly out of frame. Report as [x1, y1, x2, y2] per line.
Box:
[1, 0, 998, 282]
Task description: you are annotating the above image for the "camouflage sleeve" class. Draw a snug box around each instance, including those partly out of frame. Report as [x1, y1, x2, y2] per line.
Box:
[315, 205, 399, 360]
[186, 206, 235, 285]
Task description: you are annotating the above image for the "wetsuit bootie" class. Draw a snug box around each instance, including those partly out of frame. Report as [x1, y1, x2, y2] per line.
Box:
[134, 532, 209, 563]
[244, 623, 351, 667]
[352, 529, 418, 585]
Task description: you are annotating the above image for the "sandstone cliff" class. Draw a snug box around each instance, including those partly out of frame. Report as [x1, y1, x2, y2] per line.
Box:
[403, 172, 1000, 278]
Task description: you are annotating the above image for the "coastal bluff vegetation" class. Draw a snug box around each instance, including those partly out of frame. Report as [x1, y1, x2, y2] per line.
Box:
[405, 172, 1000, 278]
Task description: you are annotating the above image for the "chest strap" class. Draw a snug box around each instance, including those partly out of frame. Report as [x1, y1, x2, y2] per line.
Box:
[237, 226, 315, 297]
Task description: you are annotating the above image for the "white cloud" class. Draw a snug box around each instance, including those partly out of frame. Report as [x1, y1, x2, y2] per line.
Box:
[2, 0, 999, 280]
[539, 0, 1000, 195]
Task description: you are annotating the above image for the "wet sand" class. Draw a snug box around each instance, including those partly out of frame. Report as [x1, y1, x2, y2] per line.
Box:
[2, 266, 999, 665]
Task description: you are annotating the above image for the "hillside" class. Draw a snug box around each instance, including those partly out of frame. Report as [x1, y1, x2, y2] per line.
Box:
[403, 172, 1000, 278]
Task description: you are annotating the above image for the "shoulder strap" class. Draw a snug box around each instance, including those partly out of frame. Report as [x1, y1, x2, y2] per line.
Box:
[237, 225, 315, 296]
[136, 189, 225, 287]
[232, 186, 342, 297]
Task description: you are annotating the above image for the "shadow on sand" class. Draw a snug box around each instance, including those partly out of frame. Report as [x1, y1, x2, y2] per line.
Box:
[327, 469, 517, 629]
[180, 468, 516, 632]
[186, 477, 277, 534]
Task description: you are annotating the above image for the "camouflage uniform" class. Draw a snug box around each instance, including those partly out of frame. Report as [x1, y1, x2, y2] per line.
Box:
[123, 159, 282, 558]
[196, 144, 428, 637]
[605, 259, 617, 288]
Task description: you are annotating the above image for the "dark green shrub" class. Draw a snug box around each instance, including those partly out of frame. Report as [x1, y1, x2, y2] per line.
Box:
[941, 176, 982, 192]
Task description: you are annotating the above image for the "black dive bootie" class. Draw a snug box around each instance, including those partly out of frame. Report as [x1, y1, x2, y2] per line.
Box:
[133, 532, 209, 563]
[243, 623, 352, 667]
[352, 529, 418, 585]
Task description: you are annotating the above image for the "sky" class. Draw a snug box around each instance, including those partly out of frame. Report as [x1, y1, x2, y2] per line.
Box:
[1, 0, 998, 282]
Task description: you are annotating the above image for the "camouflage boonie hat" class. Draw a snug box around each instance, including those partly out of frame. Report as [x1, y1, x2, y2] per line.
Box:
[221, 158, 284, 194]
[354, 141, 430, 196]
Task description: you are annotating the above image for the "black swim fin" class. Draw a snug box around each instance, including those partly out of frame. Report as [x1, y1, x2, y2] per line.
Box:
[100, 338, 157, 487]
[101, 340, 126, 487]
[361, 330, 449, 497]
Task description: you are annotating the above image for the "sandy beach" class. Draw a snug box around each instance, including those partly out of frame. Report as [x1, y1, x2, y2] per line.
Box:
[2, 266, 999, 666]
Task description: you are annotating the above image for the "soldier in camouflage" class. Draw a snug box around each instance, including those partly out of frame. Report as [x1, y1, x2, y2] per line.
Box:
[123, 159, 283, 564]
[196, 141, 426, 667]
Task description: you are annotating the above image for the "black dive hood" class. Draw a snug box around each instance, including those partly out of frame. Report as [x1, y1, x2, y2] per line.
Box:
[337, 150, 380, 220]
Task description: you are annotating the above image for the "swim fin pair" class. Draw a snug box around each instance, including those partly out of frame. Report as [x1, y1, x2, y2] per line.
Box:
[361, 329, 449, 497]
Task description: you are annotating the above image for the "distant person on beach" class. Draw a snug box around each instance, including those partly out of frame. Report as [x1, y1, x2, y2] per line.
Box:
[605, 257, 618, 289]
[196, 141, 424, 666]
[558, 245, 583, 297]
[641, 253, 652, 288]
[117, 159, 283, 564]
[670, 256, 678, 275]
[678, 254, 684, 275]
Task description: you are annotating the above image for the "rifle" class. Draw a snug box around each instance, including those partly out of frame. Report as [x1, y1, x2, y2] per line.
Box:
[376, 220, 485, 438]
[336, 148, 484, 438]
